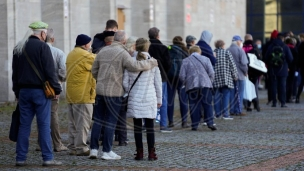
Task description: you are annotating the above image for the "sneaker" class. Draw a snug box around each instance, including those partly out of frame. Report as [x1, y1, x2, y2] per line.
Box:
[42, 160, 62, 166]
[15, 161, 27, 167]
[182, 122, 190, 128]
[76, 150, 90, 156]
[54, 145, 68, 152]
[223, 117, 234, 120]
[203, 122, 216, 126]
[69, 150, 77, 156]
[160, 127, 172, 133]
[101, 151, 121, 160]
[89, 149, 98, 159]
[118, 141, 128, 146]
[35, 146, 41, 151]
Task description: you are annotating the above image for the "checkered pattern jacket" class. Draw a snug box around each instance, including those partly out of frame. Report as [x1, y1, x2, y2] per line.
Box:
[213, 48, 238, 89]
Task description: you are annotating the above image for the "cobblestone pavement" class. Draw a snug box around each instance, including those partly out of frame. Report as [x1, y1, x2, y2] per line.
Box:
[0, 90, 304, 171]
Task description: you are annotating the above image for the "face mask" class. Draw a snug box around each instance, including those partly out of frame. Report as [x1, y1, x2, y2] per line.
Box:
[257, 44, 261, 49]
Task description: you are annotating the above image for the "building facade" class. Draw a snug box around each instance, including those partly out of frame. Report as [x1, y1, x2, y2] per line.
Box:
[0, 0, 246, 102]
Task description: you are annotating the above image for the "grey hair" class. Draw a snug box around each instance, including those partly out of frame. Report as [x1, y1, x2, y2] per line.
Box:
[232, 41, 238, 44]
[46, 28, 54, 42]
[125, 36, 137, 52]
[114, 30, 126, 42]
[14, 29, 33, 55]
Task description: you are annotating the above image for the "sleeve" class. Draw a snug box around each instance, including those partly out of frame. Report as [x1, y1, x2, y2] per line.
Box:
[239, 49, 249, 74]
[91, 54, 99, 80]
[228, 51, 238, 80]
[57, 50, 67, 82]
[162, 47, 171, 73]
[285, 46, 293, 64]
[205, 59, 215, 82]
[92, 37, 105, 54]
[154, 67, 162, 104]
[123, 53, 158, 72]
[12, 52, 19, 98]
[83, 53, 96, 71]
[122, 69, 130, 92]
[41, 45, 62, 95]
[179, 60, 187, 85]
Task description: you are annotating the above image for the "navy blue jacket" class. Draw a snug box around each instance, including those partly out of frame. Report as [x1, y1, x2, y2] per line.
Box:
[92, 33, 105, 54]
[12, 36, 61, 98]
[265, 38, 293, 77]
[196, 40, 216, 66]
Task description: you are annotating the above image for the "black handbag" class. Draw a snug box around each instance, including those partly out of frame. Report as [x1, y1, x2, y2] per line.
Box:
[123, 71, 143, 112]
[9, 104, 20, 142]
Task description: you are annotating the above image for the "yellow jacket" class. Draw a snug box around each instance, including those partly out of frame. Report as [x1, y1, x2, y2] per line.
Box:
[66, 47, 96, 103]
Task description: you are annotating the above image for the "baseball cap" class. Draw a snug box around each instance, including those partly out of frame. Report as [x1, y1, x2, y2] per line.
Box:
[232, 35, 242, 41]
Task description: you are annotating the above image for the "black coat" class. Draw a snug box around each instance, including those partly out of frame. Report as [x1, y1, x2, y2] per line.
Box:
[297, 42, 304, 71]
[92, 33, 105, 54]
[148, 39, 171, 82]
[243, 40, 262, 77]
[12, 36, 61, 98]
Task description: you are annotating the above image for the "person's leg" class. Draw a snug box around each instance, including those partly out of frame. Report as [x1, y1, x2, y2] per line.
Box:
[117, 108, 127, 145]
[159, 82, 169, 130]
[145, 118, 155, 149]
[279, 76, 287, 106]
[177, 80, 189, 123]
[238, 80, 245, 113]
[296, 71, 304, 101]
[67, 104, 76, 152]
[74, 104, 93, 154]
[201, 88, 214, 126]
[188, 89, 201, 130]
[50, 98, 65, 151]
[133, 118, 143, 149]
[267, 73, 273, 103]
[167, 81, 177, 124]
[16, 89, 36, 162]
[90, 95, 106, 150]
[214, 88, 221, 117]
[102, 97, 122, 153]
[222, 87, 231, 117]
[33, 89, 53, 161]
[250, 76, 260, 110]
[271, 76, 278, 106]
[229, 85, 237, 114]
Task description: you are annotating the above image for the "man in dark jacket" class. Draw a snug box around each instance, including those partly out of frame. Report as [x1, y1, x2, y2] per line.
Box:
[148, 27, 172, 132]
[242, 34, 262, 112]
[12, 21, 62, 166]
[265, 33, 293, 107]
[91, 20, 118, 54]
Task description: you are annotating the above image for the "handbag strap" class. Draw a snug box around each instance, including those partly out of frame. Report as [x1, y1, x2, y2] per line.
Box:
[128, 71, 143, 94]
[193, 55, 205, 67]
[23, 49, 44, 83]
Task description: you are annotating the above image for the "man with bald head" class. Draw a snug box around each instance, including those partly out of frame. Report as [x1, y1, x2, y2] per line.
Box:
[89, 30, 158, 160]
[242, 34, 262, 112]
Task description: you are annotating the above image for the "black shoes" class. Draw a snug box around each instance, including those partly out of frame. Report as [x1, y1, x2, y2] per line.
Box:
[246, 107, 252, 112]
[168, 121, 174, 128]
[118, 141, 128, 146]
[281, 104, 288, 108]
[296, 98, 300, 103]
[182, 122, 190, 128]
[208, 125, 217, 131]
[271, 104, 276, 107]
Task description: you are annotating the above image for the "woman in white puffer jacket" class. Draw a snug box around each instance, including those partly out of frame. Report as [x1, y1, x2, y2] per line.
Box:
[123, 38, 162, 161]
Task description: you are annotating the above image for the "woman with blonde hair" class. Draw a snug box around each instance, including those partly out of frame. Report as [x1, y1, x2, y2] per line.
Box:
[123, 38, 162, 160]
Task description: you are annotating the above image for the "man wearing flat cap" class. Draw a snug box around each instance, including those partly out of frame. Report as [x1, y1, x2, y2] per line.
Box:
[12, 21, 62, 166]
[66, 34, 96, 156]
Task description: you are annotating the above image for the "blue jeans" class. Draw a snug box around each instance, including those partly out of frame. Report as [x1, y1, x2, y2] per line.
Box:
[230, 80, 245, 114]
[214, 87, 231, 117]
[167, 80, 188, 123]
[90, 95, 122, 152]
[188, 88, 214, 129]
[16, 89, 53, 162]
[159, 82, 168, 128]
[271, 76, 287, 105]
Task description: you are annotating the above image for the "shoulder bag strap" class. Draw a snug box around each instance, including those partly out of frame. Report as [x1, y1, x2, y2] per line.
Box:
[128, 71, 143, 93]
[23, 49, 44, 83]
[193, 55, 205, 67]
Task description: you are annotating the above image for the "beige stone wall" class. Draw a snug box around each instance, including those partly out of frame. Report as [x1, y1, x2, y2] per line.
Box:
[0, 0, 246, 101]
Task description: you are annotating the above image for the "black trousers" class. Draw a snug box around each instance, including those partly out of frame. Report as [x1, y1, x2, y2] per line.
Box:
[115, 109, 127, 143]
[133, 118, 155, 149]
[296, 71, 304, 99]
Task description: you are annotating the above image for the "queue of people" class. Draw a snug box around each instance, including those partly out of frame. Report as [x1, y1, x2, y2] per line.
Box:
[12, 19, 302, 166]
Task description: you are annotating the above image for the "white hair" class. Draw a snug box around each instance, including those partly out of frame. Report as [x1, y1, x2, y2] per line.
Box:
[125, 36, 137, 51]
[114, 30, 127, 42]
[232, 41, 238, 44]
[14, 29, 33, 55]
[46, 28, 54, 42]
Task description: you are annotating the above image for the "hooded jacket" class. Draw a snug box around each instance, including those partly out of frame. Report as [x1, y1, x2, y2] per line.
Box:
[196, 31, 216, 66]
[92, 32, 106, 54]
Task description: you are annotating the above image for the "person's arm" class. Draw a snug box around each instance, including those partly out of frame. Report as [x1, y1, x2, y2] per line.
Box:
[57, 50, 66, 82]
[239, 49, 249, 75]
[179, 60, 187, 85]
[122, 69, 130, 92]
[41, 45, 62, 95]
[228, 51, 238, 80]
[285, 46, 293, 64]
[154, 67, 162, 105]
[205, 58, 215, 82]
[91, 54, 100, 80]
[12, 52, 19, 98]
[92, 37, 105, 54]
[123, 53, 158, 72]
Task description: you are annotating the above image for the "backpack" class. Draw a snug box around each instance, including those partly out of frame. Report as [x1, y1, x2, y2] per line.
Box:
[269, 45, 285, 67]
[167, 45, 186, 78]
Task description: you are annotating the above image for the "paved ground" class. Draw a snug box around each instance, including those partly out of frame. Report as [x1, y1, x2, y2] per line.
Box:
[0, 90, 304, 171]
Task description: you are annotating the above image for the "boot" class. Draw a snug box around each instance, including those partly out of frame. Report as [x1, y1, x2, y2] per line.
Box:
[148, 148, 157, 161]
[134, 148, 143, 160]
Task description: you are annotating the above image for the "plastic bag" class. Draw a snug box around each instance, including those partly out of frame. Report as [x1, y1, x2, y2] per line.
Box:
[243, 77, 257, 101]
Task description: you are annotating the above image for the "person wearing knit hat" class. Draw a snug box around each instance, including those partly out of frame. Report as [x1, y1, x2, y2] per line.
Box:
[271, 30, 279, 39]
[65, 34, 96, 156]
[12, 21, 63, 166]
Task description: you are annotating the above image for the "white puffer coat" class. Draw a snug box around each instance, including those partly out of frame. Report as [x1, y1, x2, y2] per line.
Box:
[123, 52, 162, 119]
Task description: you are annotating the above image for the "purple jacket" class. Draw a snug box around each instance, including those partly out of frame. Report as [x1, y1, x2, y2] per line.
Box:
[179, 52, 214, 92]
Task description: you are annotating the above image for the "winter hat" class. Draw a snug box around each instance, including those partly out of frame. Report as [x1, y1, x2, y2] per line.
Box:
[271, 30, 279, 39]
[76, 34, 91, 46]
[232, 35, 242, 41]
[29, 21, 48, 29]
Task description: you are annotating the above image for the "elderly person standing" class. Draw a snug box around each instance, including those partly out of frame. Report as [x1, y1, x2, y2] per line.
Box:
[12, 21, 62, 166]
[227, 35, 248, 116]
[89, 31, 158, 160]
[213, 40, 238, 120]
[66, 34, 96, 156]
[186, 35, 196, 49]
[196, 30, 216, 66]
[179, 46, 216, 131]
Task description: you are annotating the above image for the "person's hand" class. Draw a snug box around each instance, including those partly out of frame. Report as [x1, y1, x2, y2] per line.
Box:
[157, 103, 162, 108]
[150, 57, 158, 66]
[54, 95, 60, 100]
